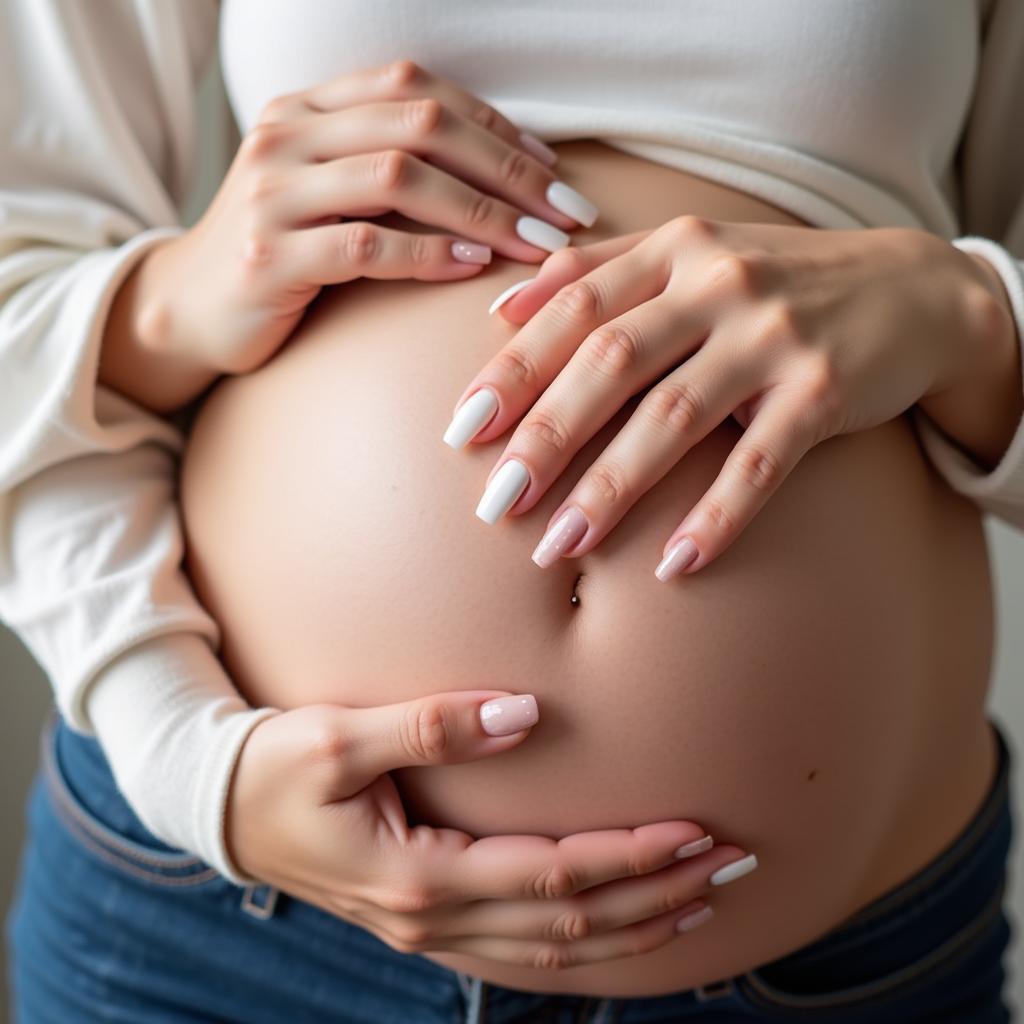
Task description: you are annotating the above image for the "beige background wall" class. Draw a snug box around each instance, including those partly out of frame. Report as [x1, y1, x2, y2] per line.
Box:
[2, 53, 1023, 1023]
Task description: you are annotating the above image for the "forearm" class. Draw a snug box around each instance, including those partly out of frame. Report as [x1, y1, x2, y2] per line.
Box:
[98, 239, 222, 415]
[916, 251, 1024, 473]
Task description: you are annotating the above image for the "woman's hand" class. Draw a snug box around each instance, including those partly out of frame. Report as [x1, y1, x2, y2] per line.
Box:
[227, 692, 755, 970]
[443, 217, 1011, 579]
[102, 59, 598, 410]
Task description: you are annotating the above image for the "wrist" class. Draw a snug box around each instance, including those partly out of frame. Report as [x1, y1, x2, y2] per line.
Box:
[917, 244, 1022, 472]
[99, 237, 220, 413]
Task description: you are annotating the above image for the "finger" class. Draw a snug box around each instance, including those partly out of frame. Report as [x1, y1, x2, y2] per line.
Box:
[420, 901, 710, 970]
[408, 842, 761, 944]
[277, 221, 494, 286]
[655, 391, 821, 580]
[277, 152, 569, 261]
[420, 820, 712, 904]
[313, 691, 540, 798]
[493, 232, 655, 324]
[303, 59, 544, 160]
[445, 241, 670, 457]
[293, 100, 587, 231]
[471, 294, 713, 530]
[528, 343, 759, 564]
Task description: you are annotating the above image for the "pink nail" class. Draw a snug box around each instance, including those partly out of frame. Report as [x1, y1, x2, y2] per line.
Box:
[480, 694, 539, 736]
[531, 507, 589, 569]
[451, 240, 492, 265]
[519, 131, 558, 166]
[674, 835, 714, 859]
[655, 537, 699, 582]
[676, 905, 714, 932]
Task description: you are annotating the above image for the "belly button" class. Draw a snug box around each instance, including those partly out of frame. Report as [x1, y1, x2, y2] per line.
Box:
[570, 573, 583, 608]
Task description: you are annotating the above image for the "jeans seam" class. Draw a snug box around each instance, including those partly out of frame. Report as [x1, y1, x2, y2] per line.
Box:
[739, 876, 1006, 1011]
[42, 716, 219, 885]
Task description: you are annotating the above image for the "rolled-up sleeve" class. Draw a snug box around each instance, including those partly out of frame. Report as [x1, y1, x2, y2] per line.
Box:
[0, 0, 275, 883]
[911, 0, 1024, 528]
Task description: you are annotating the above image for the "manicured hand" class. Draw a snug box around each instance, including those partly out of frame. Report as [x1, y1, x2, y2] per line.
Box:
[443, 217, 1008, 578]
[227, 693, 756, 970]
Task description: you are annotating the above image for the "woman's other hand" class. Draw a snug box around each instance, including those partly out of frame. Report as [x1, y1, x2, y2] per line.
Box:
[226, 693, 755, 970]
[443, 218, 1014, 579]
[101, 60, 598, 409]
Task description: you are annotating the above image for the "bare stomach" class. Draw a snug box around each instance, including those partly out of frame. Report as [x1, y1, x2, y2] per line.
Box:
[180, 140, 997, 997]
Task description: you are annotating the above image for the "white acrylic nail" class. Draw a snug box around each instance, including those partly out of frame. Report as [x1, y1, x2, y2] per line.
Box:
[516, 216, 570, 252]
[476, 459, 530, 524]
[709, 854, 759, 886]
[546, 181, 599, 227]
[443, 388, 499, 449]
[488, 277, 536, 315]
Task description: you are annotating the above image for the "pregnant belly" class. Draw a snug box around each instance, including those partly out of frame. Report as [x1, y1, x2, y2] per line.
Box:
[180, 140, 997, 996]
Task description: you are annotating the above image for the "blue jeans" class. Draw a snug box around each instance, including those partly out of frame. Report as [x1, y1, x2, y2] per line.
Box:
[6, 713, 1017, 1023]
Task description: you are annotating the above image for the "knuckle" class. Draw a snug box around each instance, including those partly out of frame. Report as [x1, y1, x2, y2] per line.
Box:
[241, 122, 289, 162]
[403, 97, 444, 138]
[464, 191, 497, 227]
[546, 906, 593, 942]
[382, 58, 422, 89]
[528, 861, 581, 901]
[520, 409, 569, 456]
[756, 300, 800, 349]
[258, 93, 295, 125]
[407, 233, 433, 267]
[392, 919, 433, 949]
[704, 252, 758, 297]
[552, 279, 602, 324]
[583, 322, 642, 378]
[703, 497, 735, 534]
[646, 382, 703, 437]
[240, 233, 274, 278]
[497, 147, 531, 188]
[470, 103, 500, 133]
[304, 721, 349, 766]
[400, 700, 452, 762]
[378, 885, 437, 915]
[543, 246, 592, 280]
[586, 462, 628, 507]
[667, 213, 716, 244]
[374, 148, 413, 191]
[494, 347, 539, 388]
[341, 222, 380, 266]
[529, 944, 575, 971]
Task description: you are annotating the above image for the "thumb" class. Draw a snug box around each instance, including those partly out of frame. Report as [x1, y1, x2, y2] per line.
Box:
[329, 690, 539, 796]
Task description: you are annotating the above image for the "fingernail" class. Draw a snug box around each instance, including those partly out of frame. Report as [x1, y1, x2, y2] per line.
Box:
[655, 537, 699, 582]
[531, 506, 589, 568]
[519, 131, 558, 166]
[546, 181, 599, 228]
[476, 459, 530, 524]
[516, 216, 570, 253]
[674, 834, 714, 860]
[480, 694, 539, 736]
[676, 905, 714, 932]
[443, 388, 499, 449]
[709, 854, 758, 887]
[451, 239, 492, 265]
[488, 277, 536, 315]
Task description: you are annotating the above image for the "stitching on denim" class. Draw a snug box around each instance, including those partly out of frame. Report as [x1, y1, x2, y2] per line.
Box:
[814, 719, 1010, 942]
[739, 878, 1006, 1011]
[42, 716, 219, 886]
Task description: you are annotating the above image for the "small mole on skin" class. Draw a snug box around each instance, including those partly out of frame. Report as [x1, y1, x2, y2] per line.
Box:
[807, 770, 818, 782]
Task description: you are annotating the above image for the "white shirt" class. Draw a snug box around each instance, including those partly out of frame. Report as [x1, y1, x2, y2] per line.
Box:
[2, 0, 1024, 881]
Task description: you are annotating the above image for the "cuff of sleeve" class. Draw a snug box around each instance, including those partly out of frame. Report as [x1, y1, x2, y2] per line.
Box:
[910, 236, 1024, 520]
[84, 632, 280, 884]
